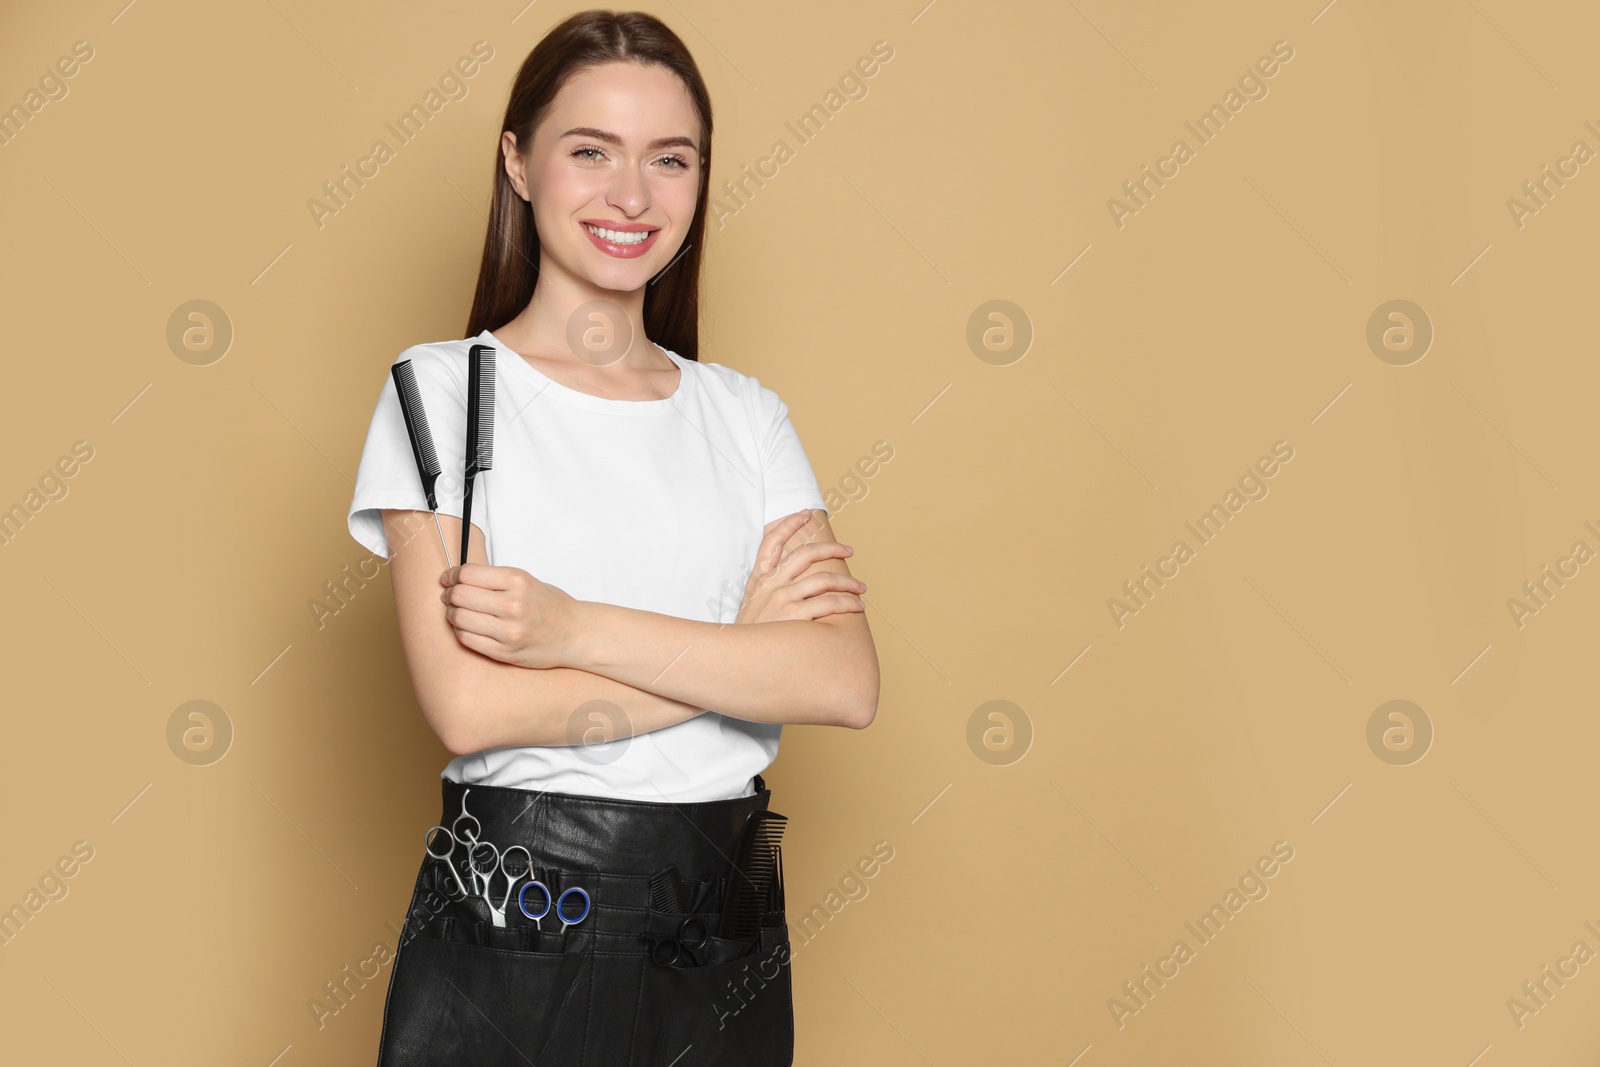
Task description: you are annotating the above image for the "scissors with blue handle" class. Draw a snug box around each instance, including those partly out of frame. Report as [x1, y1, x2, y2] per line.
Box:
[518, 878, 591, 934]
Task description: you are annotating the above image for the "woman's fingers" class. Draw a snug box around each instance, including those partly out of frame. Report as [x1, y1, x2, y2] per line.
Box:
[791, 572, 868, 600]
[443, 605, 541, 665]
[441, 577, 526, 617]
[773, 540, 857, 581]
[756, 511, 814, 573]
[440, 561, 520, 590]
[766, 572, 869, 620]
[793, 592, 867, 620]
[441, 582, 492, 612]
[448, 621, 534, 667]
[439, 603, 505, 640]
[450, 626, 499, 658]
[776, 511, 824, 557]
[738, 511, 866, 626]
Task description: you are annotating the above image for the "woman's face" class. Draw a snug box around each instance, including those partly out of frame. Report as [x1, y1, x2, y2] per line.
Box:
[508, 61, 703, 295]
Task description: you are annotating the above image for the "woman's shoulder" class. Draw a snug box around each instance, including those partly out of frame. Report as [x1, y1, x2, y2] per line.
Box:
[391, 335, 477, 369]
[675, 349, 786, 413]
[377, 336, 484, 399]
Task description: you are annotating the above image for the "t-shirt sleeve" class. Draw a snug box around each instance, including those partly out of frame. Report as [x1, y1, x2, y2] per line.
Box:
[748, 379, 828, 526]
[347, 346, 470, 559]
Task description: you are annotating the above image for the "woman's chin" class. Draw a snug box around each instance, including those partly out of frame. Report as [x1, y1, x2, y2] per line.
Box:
[580, 264, 657, 294]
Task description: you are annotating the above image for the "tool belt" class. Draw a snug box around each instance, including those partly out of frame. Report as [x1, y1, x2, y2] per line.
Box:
[376, 775, 793, 1066]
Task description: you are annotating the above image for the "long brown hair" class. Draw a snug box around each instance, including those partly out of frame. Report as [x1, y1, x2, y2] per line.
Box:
[464, 10, 712, 361]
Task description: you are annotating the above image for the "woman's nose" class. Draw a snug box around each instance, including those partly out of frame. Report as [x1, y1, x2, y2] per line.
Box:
[607, 168, 650, 214]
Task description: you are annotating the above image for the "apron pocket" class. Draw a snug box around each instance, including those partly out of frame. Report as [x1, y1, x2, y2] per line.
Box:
[633, 932, 795, 1066]
[377, 934, 591, 1067]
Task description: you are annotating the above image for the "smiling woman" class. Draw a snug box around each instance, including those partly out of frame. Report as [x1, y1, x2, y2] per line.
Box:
[346, 10, 874, 1066]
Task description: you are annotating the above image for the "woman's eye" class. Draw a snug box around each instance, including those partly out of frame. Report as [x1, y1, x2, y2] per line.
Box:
[571, 147, 689, 169]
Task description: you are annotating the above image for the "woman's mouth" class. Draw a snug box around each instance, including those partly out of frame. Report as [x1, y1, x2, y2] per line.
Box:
[582, 222, 660, 259]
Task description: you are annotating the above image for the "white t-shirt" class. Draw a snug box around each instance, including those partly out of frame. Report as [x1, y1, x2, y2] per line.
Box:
[347, 328, 827, 802]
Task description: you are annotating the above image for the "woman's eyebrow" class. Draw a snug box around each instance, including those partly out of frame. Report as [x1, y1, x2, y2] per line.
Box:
[559, 126, 698, 151]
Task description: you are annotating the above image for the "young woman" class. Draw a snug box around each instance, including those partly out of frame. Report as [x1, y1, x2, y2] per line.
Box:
[345, 10, 878, 1065]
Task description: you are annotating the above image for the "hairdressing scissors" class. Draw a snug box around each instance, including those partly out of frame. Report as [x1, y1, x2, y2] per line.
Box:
[646, 915, 711, 967]
[424, 823, 472, 898]
[518, 877, 591, 934]
[425, 790, 586, 931]
[468, 841, 533, 928]
[425, 789, 528, 925]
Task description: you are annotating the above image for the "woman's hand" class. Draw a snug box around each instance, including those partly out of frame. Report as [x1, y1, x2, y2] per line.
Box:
[736, 509, 867, 624]
[439, 563, 581, 669]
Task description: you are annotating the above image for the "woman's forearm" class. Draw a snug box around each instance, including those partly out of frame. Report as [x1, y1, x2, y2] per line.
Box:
[565, 601, 876, 728]
[443, 655, 706, 756]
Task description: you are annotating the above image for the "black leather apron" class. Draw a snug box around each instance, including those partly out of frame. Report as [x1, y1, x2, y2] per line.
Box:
[375, 775, 793, 1066]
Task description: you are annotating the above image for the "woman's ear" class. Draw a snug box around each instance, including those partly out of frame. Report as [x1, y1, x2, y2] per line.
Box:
[502, 130, 530, 202]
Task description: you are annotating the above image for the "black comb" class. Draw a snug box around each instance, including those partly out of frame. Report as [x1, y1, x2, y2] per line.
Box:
[459, 343, 495, 566]
[390, 360, 453, 567]
[648, 864, 687, 913]
[717, 810, 787, 941]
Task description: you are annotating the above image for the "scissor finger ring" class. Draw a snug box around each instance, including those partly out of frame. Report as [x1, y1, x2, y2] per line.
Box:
[555, 887, 590, 933]
[518, 879, 553, 930]
[424, 825, 470, 898]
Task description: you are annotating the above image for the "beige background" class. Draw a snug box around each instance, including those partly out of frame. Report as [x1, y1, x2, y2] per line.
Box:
[2, 0, 1598, 1063]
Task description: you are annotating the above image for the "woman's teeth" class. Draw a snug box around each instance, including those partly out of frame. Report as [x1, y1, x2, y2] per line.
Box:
[585, 224, 652, 245]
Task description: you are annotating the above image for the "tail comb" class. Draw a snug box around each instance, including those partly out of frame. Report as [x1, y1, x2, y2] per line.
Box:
[460, 343, 496, 565]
